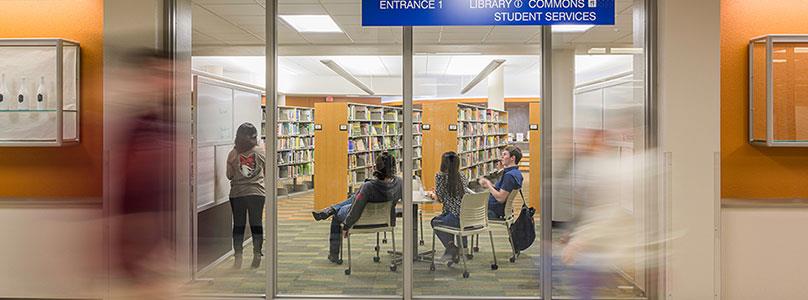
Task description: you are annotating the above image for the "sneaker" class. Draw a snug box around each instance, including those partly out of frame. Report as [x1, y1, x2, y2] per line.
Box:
[438, 245, 459, 262]
[312, 207, 336, 221]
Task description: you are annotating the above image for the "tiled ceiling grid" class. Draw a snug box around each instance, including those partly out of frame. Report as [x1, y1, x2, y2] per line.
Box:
[192, 0, 637, 49]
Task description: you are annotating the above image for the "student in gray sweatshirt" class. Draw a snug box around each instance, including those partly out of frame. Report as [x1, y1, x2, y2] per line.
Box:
[311, 151, 402, 263]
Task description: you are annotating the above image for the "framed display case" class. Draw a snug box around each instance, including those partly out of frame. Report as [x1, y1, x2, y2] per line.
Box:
[749, 35, 808, 147]
[0, 39, 80, 147]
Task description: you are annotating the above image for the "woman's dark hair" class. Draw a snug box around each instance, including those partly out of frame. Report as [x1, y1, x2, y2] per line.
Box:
[234, 123, 258, 153]
[373, 152, 396, 180]
[439, 151, 464, 200]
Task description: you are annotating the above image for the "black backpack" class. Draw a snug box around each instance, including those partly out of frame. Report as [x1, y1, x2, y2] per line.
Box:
[509, 190, 536, 252]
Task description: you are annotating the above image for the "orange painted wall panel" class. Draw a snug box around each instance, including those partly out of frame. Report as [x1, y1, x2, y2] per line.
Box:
[722, 0, 808, 199]
[0, 0, 103, 198]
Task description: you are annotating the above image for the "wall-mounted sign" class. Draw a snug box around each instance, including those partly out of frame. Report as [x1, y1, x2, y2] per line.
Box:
[448, 124, 458, 131]
[339, 124, 348, 131]
[422, 124, 431, 130]
[362, 0, 615, 26]
[530, 124, 539, 131]
[315, 124, 323, 131]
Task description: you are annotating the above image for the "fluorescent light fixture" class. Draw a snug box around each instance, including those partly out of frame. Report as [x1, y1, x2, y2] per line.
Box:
[588, 48, 607, 54]
[461, 59, 506, 94]
[280, 15, 342, 33]
[773, 59, 788, 63]
[434, 52, 483, 55]
[552, 25, 594, 32]
[610, 47, 644, 54]
[320, 59, 376, 95]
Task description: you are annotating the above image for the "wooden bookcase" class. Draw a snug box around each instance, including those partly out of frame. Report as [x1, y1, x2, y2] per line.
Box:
[422, 102, 509, 193]
[276, 106, 315, 183]
[313, 102, 423, 210]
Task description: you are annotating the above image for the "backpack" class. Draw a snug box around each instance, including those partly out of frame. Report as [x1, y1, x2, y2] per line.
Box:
[509, 190, 536, 252]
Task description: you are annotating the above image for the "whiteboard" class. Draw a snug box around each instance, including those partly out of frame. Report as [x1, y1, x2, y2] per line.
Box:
[215, 144, 234, 204]
[195, 145, 216, 209]
[233, 89, 263, 136]
[197, 81, 233, 145]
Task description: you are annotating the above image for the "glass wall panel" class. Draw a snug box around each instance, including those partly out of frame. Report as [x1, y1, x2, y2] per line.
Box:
[550, 0, 650, 298]
[184, 0, 267, 297]
[274, 0, 404, 297]
[411, 25, 542, 298]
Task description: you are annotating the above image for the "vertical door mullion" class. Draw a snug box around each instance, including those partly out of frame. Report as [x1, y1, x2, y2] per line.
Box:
[266, 0, 278, 299]
[540, 25, 553, 300]
[402, 26, 415, 300]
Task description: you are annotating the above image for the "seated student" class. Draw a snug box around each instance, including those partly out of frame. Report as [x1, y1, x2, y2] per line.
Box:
[478, 145, 524, 220]
[427, 151, 472, 262]
[311, 152, 402, 263]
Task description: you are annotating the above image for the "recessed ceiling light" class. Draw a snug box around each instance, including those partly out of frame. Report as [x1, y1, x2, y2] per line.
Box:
[610, 47, 644, 54]
[280, 15, 342, 33]
[552, 25, 594, 33]
[588, 48, 607, 54]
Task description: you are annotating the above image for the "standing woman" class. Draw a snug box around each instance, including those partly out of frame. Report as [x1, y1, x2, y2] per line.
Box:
[226, 123, 266, 269]
[428, 151, 471, 262]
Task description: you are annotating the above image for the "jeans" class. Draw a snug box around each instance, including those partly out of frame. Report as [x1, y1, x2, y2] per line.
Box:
[328, 196, 355, 256]
[430, 212, 467, 250]
[230, 195, 266, 255]
[488, 209, 503, 220]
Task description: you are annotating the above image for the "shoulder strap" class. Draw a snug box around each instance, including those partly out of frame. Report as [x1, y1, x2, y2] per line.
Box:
[519, 189, 528, 209]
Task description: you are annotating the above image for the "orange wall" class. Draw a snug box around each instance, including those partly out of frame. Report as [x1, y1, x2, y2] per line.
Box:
[722, 0, 808, 199]
[0, 0, 104, 198]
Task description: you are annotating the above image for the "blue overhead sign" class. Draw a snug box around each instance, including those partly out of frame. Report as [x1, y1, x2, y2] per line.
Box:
[362, 0, 614, 26]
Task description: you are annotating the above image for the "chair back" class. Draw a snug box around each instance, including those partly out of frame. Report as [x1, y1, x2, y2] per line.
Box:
[458, 192, 490, 230]
[503, 189, 521, 221]
[354, 201, 395, 228]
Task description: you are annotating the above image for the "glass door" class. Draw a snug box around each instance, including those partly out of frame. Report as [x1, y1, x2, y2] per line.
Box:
[547, 0, 652, 298]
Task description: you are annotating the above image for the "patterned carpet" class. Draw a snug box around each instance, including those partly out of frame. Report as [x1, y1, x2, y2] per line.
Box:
[183, 179, 647, 299]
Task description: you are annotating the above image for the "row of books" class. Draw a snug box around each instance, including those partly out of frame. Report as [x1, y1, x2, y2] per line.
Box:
[462, 160, 499, 182]
[348, 123, 403, 136]
[457, 106, 506, 123]
[458, 123, 508, 136]
[278, 107, 313, 122]
[458, 136, 507, 153]
[348, 162, 421, 186]
[460, 148, 499, 169]
[277, 136, 313, 151]
[279, 163, 313, 179]
[347, 104, 423, 122]
[277, 150, 313, 165]
[277, 122, 314, 136]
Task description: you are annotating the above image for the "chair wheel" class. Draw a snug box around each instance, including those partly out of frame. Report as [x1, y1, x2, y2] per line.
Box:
[491, 264, 498, 270]
[373, 256, 380, 263]
[420, 240, 425, 246]
[463, 271, 469, 278]
[473, 247, 480, 252]
[382, 239, 388, 244]
[337, 259, 344, 265]
[374, 246, 380, 251]
[429, 264, 436, 271]
[509, 257, 516, 263]
[389, 264, 397, 272]
[344, 269, 351, 275]
[466, 254, 474, 260]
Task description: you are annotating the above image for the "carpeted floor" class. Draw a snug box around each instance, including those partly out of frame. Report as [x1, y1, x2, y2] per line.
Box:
[183, 178, 647, 299]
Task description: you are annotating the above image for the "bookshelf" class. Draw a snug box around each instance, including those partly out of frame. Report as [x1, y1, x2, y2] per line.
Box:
[314, 102, 423, 210]
[422, 102, 509, 192]
[275, 106, 315, 184]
